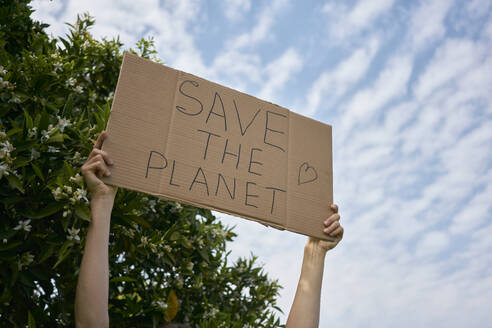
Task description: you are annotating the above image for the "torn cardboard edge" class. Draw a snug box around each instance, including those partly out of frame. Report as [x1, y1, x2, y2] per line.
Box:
[102, 52, 334, 241]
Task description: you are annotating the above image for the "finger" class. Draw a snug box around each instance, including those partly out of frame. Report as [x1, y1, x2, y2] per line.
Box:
[94, 131, 107, 150]
[324, 221, 340, 234]
[324, 213, 340, 227]
[84, 159, 111, 178]
[330, 204, 339, 213]
[87, 148, 113, 165]
[329, 226, 344, 238]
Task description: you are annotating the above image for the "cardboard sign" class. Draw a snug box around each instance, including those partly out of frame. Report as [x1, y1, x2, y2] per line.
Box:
[102, 52, 334, 240]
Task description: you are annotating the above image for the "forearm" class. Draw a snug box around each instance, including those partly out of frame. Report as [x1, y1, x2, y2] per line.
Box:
[286, 244, 326, 328]
[75, 196, 114, 328]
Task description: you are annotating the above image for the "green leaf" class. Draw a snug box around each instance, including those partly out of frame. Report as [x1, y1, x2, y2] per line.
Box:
[53, 240, 72, 269]
[0, 241, 22, 251]
[63, 160, 74, 177]
[28, 311, 36, 328]
[110, 276, 137, 283]
[74, 204, 91, 221]
[127, 215, 151, 229]
[21, 202, 64, 219]
[7, 127, 22, 137]
[164, 290, 178, 322]
[38, 244, 55, 264]
[31, 162, 44, 181]
[62, 94, 75, 118]
[24, 110, 33, 130]
[6, 174, 24, 193]
[48, 132, 64, 143]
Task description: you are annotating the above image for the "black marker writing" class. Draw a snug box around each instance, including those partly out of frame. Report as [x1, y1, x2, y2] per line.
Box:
[189, 167, 209, 196]
[169, 159, 180, 187]
[197, 129, 221, 160]
[206, 92, 227, 131]
[245, 181, 258, 208]
[233, 99, 261, 136]
[264, 110, 287, 152]
[145, 150, 168, 178]
[265, 187, 286, 214]
[176, 80, 203, 116]
[215, 173, 236, 200]
[248, 147, 263, 176]
[221, 138, 241, 169]
[298, 162, 318, 185]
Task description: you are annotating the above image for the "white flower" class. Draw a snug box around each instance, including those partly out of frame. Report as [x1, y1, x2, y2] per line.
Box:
[8, 96, 21, 104]
[28, 127, 37, 138]
[0, 66, 6, 75]
[205, 307, 219, 318]
[2, 238, 6, 244]
[41, 124, 54, 142]
[0, 131, 6, 138]
[90, 93, 97, 103]
[0, 163, 9, 179]
[164, 245, 172, 253]
[64, 185, 72, 194]
[62, 209, 71, 218]
[148, 199, 157, 213]
[175, 203, 183, 212]
[53, 62, 62, 72]
[66, 77, 76, 87]
[47, 146, 59, 153]
[154, 300, 168, 310]
[74, 85, 83, 94]
[67, 227, 80, 242]
[140, 236, 149, 247]
[117, 286, 124, 293]
[69, 173, 83, 184]
[14, 219, 32, 232]
[30, 148, 40, 160]
[1, 140, 14, 152]
[18, 252, 34, 270]
[105, 91, 114, 102]
[186, 262, 194, 271]
[73, 188, 88, 203]
[52, 186, 65, 200]
[57, 116, 72, 132]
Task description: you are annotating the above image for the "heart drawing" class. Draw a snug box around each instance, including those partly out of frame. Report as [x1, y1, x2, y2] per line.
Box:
[298, 162, 318, 185]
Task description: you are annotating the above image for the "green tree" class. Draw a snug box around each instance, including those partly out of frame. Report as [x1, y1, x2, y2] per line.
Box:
[0, 1, 282, 326]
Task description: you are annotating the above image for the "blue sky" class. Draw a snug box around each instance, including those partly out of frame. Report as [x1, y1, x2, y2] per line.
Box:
[32, 0, 492, 326]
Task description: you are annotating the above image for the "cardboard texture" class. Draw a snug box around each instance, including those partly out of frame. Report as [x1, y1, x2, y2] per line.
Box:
[102, 52, 334, 240]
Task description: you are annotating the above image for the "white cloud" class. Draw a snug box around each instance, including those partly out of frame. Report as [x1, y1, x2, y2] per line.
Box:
[416, 231, 450, 258]
[223, 0, 251, 21]
[409, 0, 454, 51]
[305, 37, 380, 116]
[413, 38, 489, 100]
[228, 0, 288, 50]
[322, 0, 395, 39]
[339, 53, 413, 136]
[258, 48, 303, 102]
[450, 183, 492, 235]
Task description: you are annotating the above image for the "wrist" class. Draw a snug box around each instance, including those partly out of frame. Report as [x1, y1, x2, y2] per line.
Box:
[90, 192, 116, 206]
[90, 195, 114, 225]
[304, 240, 328, 259]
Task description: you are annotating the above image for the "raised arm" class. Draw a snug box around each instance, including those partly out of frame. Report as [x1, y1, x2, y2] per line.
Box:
[75, 131, 117, 328]
[286, 204, 343, 328]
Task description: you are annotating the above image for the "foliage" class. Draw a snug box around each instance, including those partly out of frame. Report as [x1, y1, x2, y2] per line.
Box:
[0, 1, 283, 327]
